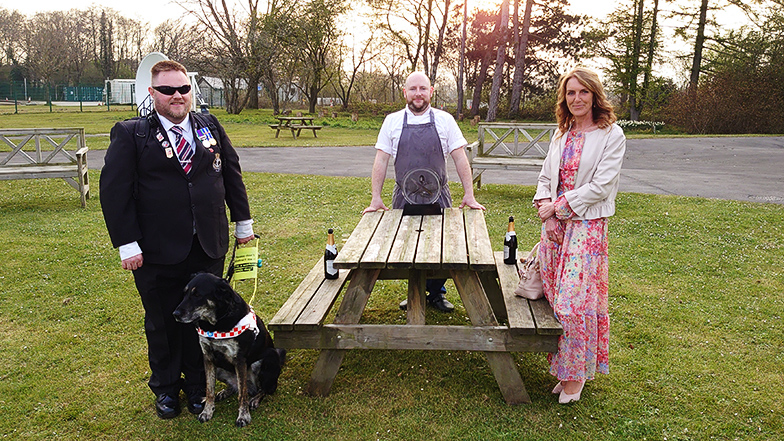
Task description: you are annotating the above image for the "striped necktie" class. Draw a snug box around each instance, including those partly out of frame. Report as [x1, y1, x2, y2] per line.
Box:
[171, 125, 194, 174]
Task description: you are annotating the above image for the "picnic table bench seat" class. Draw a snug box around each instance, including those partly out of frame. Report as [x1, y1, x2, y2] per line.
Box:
[492, 251, 562, 337]
[268, 256, 350, 332]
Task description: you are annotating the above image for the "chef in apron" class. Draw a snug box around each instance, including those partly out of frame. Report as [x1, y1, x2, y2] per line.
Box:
[363, 71, 486, 312]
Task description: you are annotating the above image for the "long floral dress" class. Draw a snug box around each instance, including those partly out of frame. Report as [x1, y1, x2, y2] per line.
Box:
[539, 130, 610, 382]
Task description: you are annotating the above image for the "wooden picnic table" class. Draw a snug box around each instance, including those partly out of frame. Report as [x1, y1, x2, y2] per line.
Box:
[269, 116, 323, 139]
[269, 208, 562, 404]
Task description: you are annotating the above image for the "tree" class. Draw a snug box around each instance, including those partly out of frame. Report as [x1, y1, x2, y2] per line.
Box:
[0, 8, 24, 66]
[456, 0, 467, 117]
[330, 31, 380, 110]
[23, 11, 73, 84]
[367, 0, 456, 82]
[179, 0, 265, 114]
[252, 2, 296, 114]
[665, 1, 784, 133]
[485, 0, 509, 121]
[292, 0, 346, 113]
[507, 0, 533, 119]
[466, 9, 497, 117]
[585, 0, 662, 120]
[148, 22, 205, 69]
[689, 0, 709, 91]
[100, 11, 113, 80]
[465, 0, 582, 118]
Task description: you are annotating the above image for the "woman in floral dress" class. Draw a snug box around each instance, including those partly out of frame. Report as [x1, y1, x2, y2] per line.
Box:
[534, 67, 626, 404]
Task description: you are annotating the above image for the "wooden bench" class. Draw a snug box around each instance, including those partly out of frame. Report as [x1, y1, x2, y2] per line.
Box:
[467, 122, 557, 188]
[268, 256, 351, 332]
[269, 123, 323, 139]
[491, 251, 562, 337]
[0, 128, 90, 207]
[289, 125, 322, 139]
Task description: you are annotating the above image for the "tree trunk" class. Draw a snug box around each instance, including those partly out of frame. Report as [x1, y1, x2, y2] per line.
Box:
[422, 0, 433, 74]
[247, 80, 259, 109]
[262, 77, 280, 115]
[628, 0, 645, 121]
[456, 0, 468, 118]
[486, 0, 510, 122]
[639, 0, 659, 118]
[309, 84, 319, 114]
[428, 0, 450, 83]
[471, 51, 493, 117]
[507, 0, 533, 119]
[689, 0, 709, 91]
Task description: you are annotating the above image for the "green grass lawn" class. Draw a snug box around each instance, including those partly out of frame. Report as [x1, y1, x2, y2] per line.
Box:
[0, 173, 782, 440]
[0, 105, 698, 152]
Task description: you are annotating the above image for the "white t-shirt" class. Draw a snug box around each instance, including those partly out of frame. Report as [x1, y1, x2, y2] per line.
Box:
[375, 106, 467, 159]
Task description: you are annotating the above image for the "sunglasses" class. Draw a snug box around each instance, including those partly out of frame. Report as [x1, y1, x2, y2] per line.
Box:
[152, 85, 192, 96]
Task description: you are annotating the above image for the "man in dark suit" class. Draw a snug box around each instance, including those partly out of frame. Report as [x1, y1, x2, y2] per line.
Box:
[100, 60, 255, 419]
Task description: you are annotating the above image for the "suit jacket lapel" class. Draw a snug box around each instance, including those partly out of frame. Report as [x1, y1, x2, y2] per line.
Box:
[188, 114, 205, 173]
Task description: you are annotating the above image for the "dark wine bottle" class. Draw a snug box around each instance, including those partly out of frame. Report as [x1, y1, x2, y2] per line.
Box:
[503, 216, 517, 264]
[324, 228, 339, 279]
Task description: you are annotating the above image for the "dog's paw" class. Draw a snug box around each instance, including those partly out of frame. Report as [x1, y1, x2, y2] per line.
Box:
[198, 408, 214, 423]
[216, 388, 237, 402]
[235, 413, 251, 428]
[249, 393, 265, 410]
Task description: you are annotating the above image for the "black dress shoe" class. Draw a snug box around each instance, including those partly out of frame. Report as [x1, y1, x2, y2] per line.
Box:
[186, 393, 205, 415]
[427, 292, 454, 313]
[155, 393, 181, 419]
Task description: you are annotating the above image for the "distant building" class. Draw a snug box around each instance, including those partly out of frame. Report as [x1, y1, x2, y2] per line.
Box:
[104, 79, 136, 105]
[197, 76, 234, 108]
[317, 97, 343, 106]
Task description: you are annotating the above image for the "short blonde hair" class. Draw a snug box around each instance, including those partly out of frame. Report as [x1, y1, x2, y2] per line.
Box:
[151, 60, 187, 83]
[555, 67, 616, 133]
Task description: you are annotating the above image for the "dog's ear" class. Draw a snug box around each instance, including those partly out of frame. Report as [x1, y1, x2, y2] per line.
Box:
[215, 278, 245, 320]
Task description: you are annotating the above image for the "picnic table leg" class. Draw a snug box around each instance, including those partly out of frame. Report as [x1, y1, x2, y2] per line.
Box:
[480, 271, 507, 321]
[451, 270, 531, 405]
[407, 270, 426, 325]
[307, 268, 380, 396]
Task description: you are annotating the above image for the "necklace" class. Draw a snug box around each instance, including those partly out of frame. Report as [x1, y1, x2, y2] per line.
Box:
[570, 121, 596, 134]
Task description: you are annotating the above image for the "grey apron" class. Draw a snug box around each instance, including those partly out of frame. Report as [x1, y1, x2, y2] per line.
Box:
[391, 110, 452, 209]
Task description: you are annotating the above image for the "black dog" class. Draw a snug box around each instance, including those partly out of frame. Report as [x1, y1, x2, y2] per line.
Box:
[173, 272, 285, 427]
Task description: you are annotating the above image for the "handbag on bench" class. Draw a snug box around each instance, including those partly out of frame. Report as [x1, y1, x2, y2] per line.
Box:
[514, 242, 544, 300]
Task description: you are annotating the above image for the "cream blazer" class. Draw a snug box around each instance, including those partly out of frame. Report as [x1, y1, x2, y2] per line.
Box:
[534, 123, 626, 220]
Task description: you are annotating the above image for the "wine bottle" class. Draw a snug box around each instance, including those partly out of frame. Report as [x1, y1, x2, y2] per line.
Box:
[324, 228, 339, 279]
[503, 216, 517, 264]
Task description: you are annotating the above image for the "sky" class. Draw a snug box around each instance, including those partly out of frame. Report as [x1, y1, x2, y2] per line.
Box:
[7, 0, 749, 82]
[9, 0, 620, 27]
[7, 0, 189, 27]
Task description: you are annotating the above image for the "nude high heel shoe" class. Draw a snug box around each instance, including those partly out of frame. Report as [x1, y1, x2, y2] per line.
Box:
[558, 381, 584, 404]
[551, 382, 564, 394]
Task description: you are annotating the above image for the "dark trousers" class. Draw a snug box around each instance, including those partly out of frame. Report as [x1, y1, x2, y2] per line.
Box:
[132, 235, 224, 397]
[426, 279, 447, 296]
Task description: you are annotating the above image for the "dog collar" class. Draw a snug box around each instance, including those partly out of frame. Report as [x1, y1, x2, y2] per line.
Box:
[197, 310, 259, 339]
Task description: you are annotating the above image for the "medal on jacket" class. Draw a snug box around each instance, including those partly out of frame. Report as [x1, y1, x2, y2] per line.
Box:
[213, 153, 222, 172]
[196, 127, 211, 148]
[197, 127, 217, 148]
